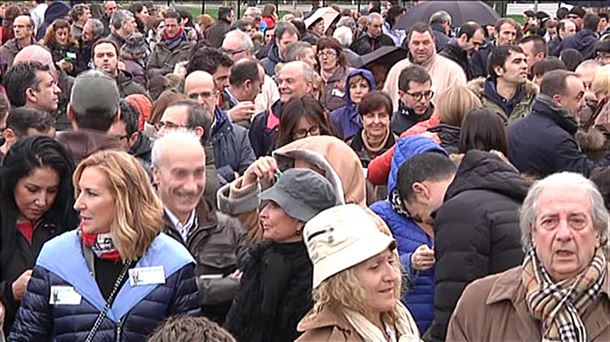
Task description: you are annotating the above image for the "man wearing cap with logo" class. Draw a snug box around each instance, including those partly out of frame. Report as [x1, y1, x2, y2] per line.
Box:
[225, 168, 337, 342]
[56, 70, 123, 164]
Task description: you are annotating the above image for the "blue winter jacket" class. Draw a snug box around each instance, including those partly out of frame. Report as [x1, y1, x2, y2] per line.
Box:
[212, 107, 256, 182]
[329, 69, 377, 140]
[9, 231, 199, 342]
[370, 136, 447, 334]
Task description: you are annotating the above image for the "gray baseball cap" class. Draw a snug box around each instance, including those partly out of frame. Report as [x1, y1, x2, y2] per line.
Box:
[259, 168, 337, 222]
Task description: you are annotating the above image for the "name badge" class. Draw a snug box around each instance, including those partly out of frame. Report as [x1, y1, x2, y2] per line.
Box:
[50, 286, 82, 305]
[331, 88, 345, 98]
[129, 266, 166, 286]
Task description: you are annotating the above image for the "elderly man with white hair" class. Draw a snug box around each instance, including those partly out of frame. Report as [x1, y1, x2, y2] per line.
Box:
[152, 129, 248, 324]
[222, 29, 279, 114]
[448, 172, 610, 341]
[333, 26, 360, 66]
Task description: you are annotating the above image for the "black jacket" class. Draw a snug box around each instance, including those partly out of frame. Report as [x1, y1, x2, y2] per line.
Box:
[508, 95, 610, 178]
[163, 198, 247, 323]
[427, 123, 461, 154]
[225, 241, 312, 342]
[211, 108, 256, 183]
[431, 23, 451, 52]
[430, 150, 529, 342]
[351, 32, 395, 55]
[0, 217, 74, 336]
[470, 41, 493, 78]
[440, 41, 472, 80]
[556, 29, 599, 59]
[391, 103, 434, 135]
[207, 19, 231, 48]
[249, 100, 281, 157]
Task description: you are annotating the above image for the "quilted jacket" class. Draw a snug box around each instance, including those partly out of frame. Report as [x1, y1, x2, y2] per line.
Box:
[9, 231, 199, 341]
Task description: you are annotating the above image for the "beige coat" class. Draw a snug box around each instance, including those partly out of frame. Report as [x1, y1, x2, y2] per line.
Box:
[447, 266, 610, 341]
[296, 306, 365, 342]
[383, 53, 467, 112]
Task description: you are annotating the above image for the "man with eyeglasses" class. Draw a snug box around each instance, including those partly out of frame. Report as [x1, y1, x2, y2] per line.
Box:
[147, 11, 195, 77]
[440, 22, 485, 80]
[182, 70, 255, 183]
[0, 15, 35, 68]
[391, 65, 434, 135]
[509, 69, 610, 178]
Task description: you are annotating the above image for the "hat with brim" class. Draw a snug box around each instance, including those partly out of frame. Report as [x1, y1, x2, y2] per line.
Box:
[259, 168, 336, 222]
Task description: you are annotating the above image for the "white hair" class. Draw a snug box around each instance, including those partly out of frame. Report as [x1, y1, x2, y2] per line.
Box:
[244, 7, 262, 18]
[333, 26, 353, 48]
[223, 29, 254, 51]
[151, 129, 204, 168]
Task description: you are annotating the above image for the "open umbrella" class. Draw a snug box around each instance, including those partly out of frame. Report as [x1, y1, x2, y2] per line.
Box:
[354, 46, 408, 69]
[562, 1, 610, 6]
[304, 7, 340, 35]
[395, 1, 500, 30]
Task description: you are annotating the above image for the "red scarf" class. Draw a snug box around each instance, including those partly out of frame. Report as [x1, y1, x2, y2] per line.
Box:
[80, 224, 121, 261]
[162, 26, 185, 41]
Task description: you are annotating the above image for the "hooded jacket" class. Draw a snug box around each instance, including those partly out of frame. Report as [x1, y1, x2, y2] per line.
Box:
[211, 107, 256, 183]
[508, 94, 610, 178]
[370, 136, 447, 333]
[556, 29, 599, 59]
[217, 136, 364, 244]
[430, 150, 529, 342]
[261, 44, 281, 76]
[329, 69, 377, 140]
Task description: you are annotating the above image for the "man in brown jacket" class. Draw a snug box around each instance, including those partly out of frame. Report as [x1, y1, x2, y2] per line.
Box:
[447, 172, 610, 341]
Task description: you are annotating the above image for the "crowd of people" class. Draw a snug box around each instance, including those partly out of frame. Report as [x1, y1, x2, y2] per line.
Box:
[0, 0, 608, 341]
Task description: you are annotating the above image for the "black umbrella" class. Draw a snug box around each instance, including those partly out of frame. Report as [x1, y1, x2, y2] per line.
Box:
[395, 1, 501, 30]
[353, 46, 408, 69]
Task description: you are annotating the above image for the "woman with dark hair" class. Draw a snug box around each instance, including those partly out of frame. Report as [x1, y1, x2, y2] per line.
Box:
[275, 95, 334, 148]
[349, 91, 396, 168]
[41, 19, 80, 76]
[128, 2, 150, 35]
[458, 108, 509, 156]
[559, 48, 583, 71]
[317, 37, 352, 111]
[0, 136, 77, 335]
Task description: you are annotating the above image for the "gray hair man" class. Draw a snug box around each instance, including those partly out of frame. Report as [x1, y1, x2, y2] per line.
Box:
[284, 41, 318, 69]
[429, 10, 452, 51]
[152, 129, 247, 323]
[448, 172, 610, 341]
[106, 9, 136, 48]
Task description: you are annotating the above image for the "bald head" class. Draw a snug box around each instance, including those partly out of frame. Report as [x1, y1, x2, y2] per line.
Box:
[576, 60, 602, 91]
[184, 71, 216, 111]
[14, 45, 57, 73]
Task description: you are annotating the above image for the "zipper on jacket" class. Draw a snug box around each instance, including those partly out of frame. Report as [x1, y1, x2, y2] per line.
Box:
[115, 319, 123, 342]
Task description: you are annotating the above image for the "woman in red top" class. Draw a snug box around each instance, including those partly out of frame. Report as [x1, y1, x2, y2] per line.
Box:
[0, 136, 77, 335]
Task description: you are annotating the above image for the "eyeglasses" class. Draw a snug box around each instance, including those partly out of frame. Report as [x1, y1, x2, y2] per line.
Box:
[293, 125, 320, 138]
[155, 121, 188, 131]
[317, 50, 337, 58]
[405, 90, 434, 101]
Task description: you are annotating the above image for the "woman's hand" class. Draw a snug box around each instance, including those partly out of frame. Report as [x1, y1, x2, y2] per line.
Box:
[12, 270, 32, 301]
[57, 59, 74, 73]
[411, 244, 435, 271]
[243, 156, 279, 185]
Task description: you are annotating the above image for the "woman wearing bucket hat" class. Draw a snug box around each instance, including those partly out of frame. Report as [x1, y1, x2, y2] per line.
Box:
[224, 168, 338, 342]
[297, 204, 420, 342]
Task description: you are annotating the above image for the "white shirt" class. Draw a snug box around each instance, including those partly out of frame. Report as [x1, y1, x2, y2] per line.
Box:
[164, 208, 196, 242]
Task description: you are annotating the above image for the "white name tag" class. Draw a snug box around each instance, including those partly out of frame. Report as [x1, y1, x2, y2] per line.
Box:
[129, 266, 166, 286]
[331, 88, 345, 98]
[50, 286, 82, 305]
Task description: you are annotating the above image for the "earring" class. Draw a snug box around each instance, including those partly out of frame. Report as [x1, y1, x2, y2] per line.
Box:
[295, 227, 302, 236]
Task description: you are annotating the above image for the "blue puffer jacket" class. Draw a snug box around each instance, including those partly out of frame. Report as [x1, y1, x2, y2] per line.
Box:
[212, 107, 256, 182]
[370, 136, 447, 334]
[329, 69, 377, 140]
[9, 231, 199, 342]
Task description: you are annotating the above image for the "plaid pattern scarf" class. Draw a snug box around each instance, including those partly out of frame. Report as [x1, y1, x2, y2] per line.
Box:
[522, 248, 606, 342]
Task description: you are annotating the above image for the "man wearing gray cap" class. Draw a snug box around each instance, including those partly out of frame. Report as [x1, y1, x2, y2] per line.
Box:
[56, 70, 123, 163]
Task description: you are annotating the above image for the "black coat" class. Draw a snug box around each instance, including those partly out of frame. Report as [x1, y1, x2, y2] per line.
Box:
[351, 32, 395, 55]
[430, 150, 529, 342]
[440, 42, 472, 80]
[508, 95, 610, 178]
[249, 100, 282, 158]
[207, 19, 231, 48]
[470, 41, 492, 79]
[225, 241, 312, 342]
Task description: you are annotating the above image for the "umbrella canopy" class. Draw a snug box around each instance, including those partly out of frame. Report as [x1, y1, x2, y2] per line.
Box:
[353, 46, 408, 69]
[395, 1, 500, 30]
[304, 7, 340, 35]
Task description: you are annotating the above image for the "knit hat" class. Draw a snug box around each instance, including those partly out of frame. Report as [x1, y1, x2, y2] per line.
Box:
[568, 6, 586, 19]
[70, 70, 120, 118]
[122, 33, 149, 57]
[125, 94, 152, 131]
[259, 168, 337, 222]
[304, 204, 396, 288]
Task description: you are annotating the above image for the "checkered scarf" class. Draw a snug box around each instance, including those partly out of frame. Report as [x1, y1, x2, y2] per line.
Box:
[522, 248, 606, 342]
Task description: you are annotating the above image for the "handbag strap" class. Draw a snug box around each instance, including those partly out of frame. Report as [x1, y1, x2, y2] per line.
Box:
[84, 259, 132, 342]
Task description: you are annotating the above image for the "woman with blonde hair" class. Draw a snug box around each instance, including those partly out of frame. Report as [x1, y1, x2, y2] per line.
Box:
[41, 19, 80, 76]
[367, 85, 482, 185]
[9, 151, 199, 341]
[589, 64, 610, 134]
[297, 204, 420, 341]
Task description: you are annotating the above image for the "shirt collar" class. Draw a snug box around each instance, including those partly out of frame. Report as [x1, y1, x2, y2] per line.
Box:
[164, 207, 196, 241]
